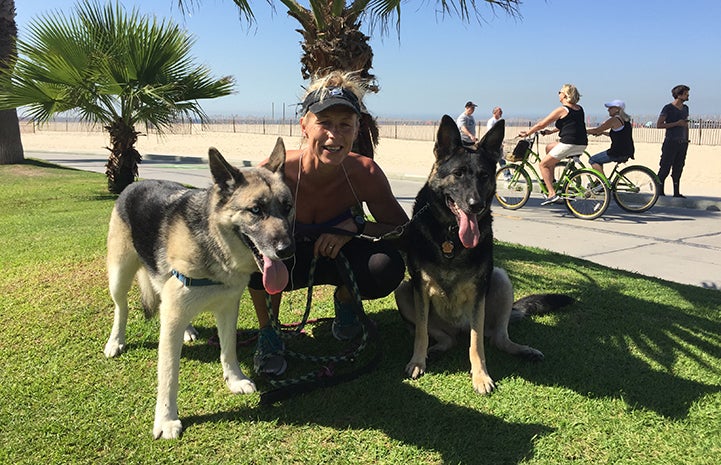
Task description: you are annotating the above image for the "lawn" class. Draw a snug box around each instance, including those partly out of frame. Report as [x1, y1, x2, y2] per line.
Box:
[1, 160, 719, 464]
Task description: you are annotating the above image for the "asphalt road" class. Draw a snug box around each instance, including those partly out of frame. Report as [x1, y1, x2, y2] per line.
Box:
[28, 151, 721, 291]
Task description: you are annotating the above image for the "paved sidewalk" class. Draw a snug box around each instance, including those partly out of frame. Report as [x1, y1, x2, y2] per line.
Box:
[27, 150, 721, 291]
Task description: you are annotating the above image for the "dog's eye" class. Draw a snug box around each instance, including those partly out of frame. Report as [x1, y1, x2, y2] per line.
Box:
[453, 167, 466, 177]
[284, 202, 294, 215]
[249, 206, 261, 215]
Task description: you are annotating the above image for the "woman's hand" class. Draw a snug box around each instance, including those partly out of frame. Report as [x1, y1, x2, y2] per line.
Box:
[314, 217, 357, 258]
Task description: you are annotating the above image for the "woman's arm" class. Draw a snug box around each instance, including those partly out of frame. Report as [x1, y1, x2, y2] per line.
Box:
[587, 117, 621, 136]
[519, 106, 567, 137]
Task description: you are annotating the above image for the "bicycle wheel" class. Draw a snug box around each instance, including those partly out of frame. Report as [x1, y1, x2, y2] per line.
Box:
[495, 164, 531, 210]
[563, 169, 610, 220]
[612, 165, 659, 213]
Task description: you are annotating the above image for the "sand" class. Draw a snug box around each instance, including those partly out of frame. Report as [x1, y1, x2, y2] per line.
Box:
[19, 128, 720, 197]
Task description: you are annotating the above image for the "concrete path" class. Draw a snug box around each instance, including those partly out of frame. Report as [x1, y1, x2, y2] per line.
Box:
[27, 151, 721, 291]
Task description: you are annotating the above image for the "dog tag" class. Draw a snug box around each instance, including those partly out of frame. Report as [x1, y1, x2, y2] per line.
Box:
[441, 241, 454, 255]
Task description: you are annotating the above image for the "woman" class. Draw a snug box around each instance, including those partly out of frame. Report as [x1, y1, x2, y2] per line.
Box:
[587, 100, 635, 176]
[519, 84, 588, 205]
[248, 71, 409, 375]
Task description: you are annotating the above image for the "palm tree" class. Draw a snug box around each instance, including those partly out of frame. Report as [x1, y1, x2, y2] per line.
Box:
[0, 1, 234, 193]
[0, 0, 24, 165]
[178, 0, 521, 158]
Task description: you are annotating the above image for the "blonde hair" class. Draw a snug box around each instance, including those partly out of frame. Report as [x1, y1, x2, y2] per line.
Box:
[617, 108, 631, 123]
[560, 84, 581, 104]
[302, 70, 369, 113]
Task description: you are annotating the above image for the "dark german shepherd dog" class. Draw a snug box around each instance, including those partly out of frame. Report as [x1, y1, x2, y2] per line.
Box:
[395, 115, 572, 394]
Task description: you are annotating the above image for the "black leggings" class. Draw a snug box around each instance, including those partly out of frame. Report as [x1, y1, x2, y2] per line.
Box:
[248, 238, 405, 299]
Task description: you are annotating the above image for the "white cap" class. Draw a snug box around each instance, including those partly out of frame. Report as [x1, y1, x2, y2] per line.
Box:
[604, 99, 625, 110]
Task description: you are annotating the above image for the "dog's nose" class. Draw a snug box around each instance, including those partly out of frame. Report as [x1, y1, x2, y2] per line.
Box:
[277, 240, 295, 260]
[467, 197, 485, 214]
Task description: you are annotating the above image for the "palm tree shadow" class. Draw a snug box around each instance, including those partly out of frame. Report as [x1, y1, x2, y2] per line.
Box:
[184, 318, 553, 464]
[496, 247, 721, 419]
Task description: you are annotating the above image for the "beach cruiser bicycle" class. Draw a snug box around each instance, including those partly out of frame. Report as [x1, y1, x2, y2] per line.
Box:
[495, 133, 610, 220]
[553, 152, 660, 213]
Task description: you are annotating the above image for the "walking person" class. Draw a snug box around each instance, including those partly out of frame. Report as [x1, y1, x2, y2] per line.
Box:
[487, 106, 509, 179]
[656, 85, 690, 197]
[519, 84, 588, 205]
[457, 101, 478, 144]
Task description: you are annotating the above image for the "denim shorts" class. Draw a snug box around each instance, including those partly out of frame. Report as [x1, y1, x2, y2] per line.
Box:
[588, 150, 612, 165]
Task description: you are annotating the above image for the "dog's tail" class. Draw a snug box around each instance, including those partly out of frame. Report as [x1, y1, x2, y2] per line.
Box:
[510, 294, 574, 323]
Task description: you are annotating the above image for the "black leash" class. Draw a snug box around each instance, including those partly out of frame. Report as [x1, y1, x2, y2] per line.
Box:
[258, 251, 381, 405]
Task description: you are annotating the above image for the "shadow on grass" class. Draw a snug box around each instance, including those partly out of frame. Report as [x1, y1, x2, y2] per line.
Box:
[494, 246, 721, 419]
[164, 242, 721, 459]
[182, 309, 551, 464]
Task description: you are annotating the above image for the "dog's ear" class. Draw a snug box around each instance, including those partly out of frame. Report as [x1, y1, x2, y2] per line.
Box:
[434, 114, 463, 161]
[478, 119, 505, 155]
[263, 137, 286, 174]
[208, 147, 246, 188]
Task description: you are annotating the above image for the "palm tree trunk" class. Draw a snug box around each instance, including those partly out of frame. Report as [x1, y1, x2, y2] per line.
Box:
[105, 119, 141, 194]
[0, 0, 25, 164]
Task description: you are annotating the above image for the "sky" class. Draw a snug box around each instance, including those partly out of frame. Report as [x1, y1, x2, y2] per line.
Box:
[13, 0, 721, 122]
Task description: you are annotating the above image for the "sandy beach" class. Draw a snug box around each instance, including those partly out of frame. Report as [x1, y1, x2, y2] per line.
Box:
[19, 129, 720, 197]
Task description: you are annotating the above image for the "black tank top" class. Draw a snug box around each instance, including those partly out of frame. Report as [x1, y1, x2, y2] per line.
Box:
[607, 117, 635, 161]
[555, 106, 588, 145]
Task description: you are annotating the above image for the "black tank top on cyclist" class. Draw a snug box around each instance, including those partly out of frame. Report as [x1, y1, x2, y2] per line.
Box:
[555, 105, 588, 146]
[607, 117, 635, 162]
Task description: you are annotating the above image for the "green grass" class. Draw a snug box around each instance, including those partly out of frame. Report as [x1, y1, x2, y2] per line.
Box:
[1, 160, 720, 464]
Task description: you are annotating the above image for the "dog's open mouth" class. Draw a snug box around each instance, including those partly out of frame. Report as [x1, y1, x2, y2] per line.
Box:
[446, 197, 480, 249]
[239, 231, 289, 295]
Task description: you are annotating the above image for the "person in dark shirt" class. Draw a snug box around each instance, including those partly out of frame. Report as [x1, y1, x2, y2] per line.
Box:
[656, 85, 690, 197]
[519, 84, 588, 205]
[587, 99, 635, 176]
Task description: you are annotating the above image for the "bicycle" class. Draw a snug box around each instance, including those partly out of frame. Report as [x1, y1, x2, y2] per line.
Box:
[553, 153, 660, 213]
[495, 133, 611, 220]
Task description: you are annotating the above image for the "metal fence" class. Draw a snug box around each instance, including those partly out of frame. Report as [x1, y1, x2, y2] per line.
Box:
[19, 117, 721, 146]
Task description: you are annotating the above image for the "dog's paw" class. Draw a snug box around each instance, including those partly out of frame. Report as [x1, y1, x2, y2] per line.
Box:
[183, 324, 199, 342]
[227, 378, 257, 394]
[103, 338, 125, 358]
[520, 347, 544, 362]
[153, 419, 183, 440]
[405, 361, 426, 380]
[472, 372, 496, 395]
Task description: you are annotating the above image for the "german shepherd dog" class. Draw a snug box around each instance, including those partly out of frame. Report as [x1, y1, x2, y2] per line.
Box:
[395, 115, 572, 394]
[103, 139, 295, 439]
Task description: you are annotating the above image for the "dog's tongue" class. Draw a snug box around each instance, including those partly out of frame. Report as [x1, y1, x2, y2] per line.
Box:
[457, 210, 480, 248]
[262, 256, 289, 295]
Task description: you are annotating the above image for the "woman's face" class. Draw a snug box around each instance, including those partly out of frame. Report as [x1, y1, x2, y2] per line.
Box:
[607, 106, 620, 115]
[301, 106, 359, 166]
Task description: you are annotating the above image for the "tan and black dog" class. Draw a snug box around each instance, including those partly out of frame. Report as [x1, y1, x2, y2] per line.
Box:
[395, 115, 572, 394]
[103, 139, 295, 439]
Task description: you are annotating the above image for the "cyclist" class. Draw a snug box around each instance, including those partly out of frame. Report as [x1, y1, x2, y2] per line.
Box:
[519, 84, 588, 205]
[586, 100, 635, 176]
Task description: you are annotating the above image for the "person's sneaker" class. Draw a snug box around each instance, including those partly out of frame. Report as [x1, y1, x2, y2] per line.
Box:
[253, 325, 287, 376]
[331, 290, 362, 341]
[541, 194, 562, 206]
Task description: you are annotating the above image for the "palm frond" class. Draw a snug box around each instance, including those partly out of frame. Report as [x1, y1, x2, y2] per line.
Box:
[0, 0, 233, 134]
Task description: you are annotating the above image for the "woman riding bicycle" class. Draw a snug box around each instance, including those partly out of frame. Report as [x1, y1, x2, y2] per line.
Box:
[586, 100, 635, 176]
[519, 84, 588, 205]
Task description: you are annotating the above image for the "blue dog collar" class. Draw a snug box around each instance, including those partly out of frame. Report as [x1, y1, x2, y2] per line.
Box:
[171, 269, 223, 287]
